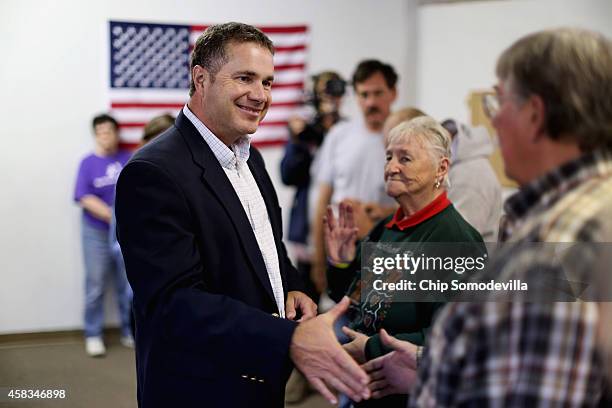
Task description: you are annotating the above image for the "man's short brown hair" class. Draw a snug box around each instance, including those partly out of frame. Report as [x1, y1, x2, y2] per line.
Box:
[189, 22, 274, 96]
[496, 28, 612, 151]
[352, 59, 398, 90]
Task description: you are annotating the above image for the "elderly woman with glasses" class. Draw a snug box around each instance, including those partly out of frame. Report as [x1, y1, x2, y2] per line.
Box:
[324, 116, 483, 407]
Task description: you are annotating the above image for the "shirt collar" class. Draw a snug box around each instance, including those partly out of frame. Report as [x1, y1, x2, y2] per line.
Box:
[385, 191, 451, 231]
[182, 105, 251, 169]
[504, 150, 612, 223]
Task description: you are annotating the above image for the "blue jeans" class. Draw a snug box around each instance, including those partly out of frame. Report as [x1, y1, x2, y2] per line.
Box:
[82, 219, 132, 338]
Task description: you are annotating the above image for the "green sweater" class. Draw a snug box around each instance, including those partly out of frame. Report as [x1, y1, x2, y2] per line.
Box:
[327, 204, 483, 407]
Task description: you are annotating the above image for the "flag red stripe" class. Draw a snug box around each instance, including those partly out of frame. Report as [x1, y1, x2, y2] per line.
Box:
[122, 139, 287, 149]
[190, 25, 307, 34]
[260, 26, 308, 33]
[119, 122, 147, 128]
[274, 45, 306, 52]
[117, 60, 305, 69]
[120, 121, 288, 128]
[259, 121, 288, 127]
[272, 82, 304, 89]
[112, 102, 184, 109]
[190, 44, 306, 51]
[111, 101, 303, 109]
[270, 101, 303, 108]
[118, 141, 141, 150]
[190, 25, 209, 32]
[275, 63, 304, 71]
[111, 101, 304, 109]
[252, 138, 287, 147]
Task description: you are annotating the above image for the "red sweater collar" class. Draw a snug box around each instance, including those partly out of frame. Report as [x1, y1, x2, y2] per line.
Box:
[386, 192, 451, 231]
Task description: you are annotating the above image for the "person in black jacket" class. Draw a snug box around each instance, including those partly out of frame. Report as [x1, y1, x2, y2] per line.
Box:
[280, 71, 345, 304]
[116, 23, 369, 407]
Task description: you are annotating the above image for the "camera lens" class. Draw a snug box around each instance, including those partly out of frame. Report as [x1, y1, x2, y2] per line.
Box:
[325, 78, 346, 97]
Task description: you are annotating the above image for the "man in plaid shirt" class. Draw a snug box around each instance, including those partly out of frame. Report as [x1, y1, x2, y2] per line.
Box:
[362, 28, 612, 406]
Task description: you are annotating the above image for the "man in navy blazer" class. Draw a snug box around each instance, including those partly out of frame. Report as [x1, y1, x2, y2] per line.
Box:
[115, 22, 370, 407]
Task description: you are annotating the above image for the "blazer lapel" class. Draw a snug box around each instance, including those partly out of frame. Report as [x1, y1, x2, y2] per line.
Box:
[175, 112, 276, 303]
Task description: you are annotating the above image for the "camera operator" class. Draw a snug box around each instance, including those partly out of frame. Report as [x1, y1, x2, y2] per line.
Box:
[280, 71, 346, 305]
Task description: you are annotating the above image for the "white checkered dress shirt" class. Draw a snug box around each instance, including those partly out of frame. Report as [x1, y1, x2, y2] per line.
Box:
[183, 105, 285, 317]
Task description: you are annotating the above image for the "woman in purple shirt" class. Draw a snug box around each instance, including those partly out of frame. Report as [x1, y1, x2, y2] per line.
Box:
[74, 114, 132, 357]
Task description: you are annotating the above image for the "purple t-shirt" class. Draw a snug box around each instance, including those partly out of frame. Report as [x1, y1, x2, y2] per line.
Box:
[74, 150, 131, 230]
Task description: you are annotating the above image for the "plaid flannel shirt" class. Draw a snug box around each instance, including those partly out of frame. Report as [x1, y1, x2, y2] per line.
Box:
[410, 151, 612, 407]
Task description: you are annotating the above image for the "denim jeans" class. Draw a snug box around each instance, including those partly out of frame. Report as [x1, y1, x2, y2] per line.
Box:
[82, 219, 132, 338]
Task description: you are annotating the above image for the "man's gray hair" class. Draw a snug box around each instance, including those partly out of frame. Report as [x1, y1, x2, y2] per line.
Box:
[387, 116, 452, 188]
[189, 22, 274, 96]
[496, 27, 612, 152]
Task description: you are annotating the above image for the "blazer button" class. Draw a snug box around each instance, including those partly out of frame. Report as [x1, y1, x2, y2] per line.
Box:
[271, 313, 279, 318]
[241, 374, 248, 379]
[250, 377, 257, 381]
[258, 379, 265, 383]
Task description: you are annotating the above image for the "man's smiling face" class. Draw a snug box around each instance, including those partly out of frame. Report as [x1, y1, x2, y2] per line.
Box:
[198, 41, 274, 145]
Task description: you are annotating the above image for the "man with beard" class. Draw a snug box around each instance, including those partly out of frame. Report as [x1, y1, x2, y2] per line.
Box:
[312, 60, 398, 295]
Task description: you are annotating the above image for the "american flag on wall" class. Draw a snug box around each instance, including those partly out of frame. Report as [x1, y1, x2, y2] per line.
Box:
[109, 21, 308, 148]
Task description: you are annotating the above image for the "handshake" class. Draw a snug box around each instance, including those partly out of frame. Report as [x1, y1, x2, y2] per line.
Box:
[289, 295, 419, 404]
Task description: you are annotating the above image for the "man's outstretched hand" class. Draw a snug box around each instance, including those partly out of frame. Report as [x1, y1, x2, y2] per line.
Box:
[361, 329, 419, 399]
[290, 297, 371, 405]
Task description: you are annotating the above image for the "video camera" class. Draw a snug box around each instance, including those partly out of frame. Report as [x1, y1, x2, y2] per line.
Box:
[293, 73, 346, 146]
[322, 77, 346, 98]
[304, 74, 347, 111]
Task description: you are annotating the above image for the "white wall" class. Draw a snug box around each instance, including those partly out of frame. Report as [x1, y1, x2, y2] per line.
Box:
[416, 0, 612, 123]
[8, 0, 609, 335]
[0, 0, 417, 334]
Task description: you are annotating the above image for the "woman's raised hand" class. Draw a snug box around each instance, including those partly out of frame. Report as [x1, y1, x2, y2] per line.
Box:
[323, 201, 359, 265]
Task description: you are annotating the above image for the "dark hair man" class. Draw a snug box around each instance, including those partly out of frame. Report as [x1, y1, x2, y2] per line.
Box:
[361, 28, 612, 407]
[312, 59, 399, 294]
[116, 22, 370, 407]
[351, 59, 398, 131]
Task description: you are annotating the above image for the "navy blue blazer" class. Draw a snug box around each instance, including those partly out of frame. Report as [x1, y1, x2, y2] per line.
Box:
[116, 111, 302, 407]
